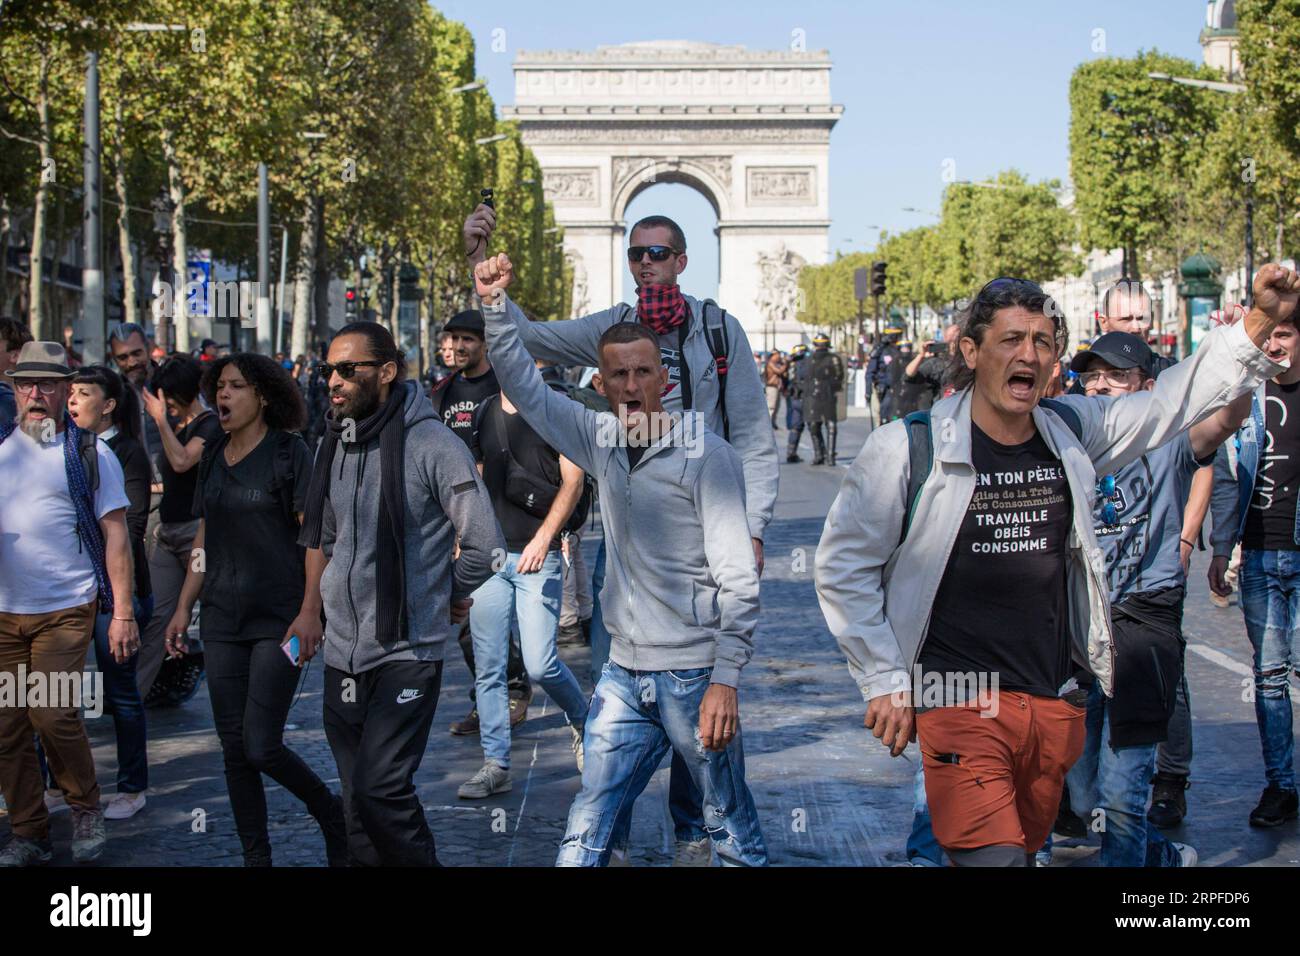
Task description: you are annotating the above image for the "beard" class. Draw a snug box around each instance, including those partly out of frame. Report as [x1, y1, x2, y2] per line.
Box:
[332, 376, 381, 423]
[19, 406, 55, 442]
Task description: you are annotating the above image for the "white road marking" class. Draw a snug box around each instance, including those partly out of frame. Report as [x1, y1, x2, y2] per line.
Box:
[1187, 642, 1300, 703]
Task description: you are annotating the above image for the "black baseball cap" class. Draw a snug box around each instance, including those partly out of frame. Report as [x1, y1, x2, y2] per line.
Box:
[443, 310, 484, 338]
[1069, 331, 1153, 376]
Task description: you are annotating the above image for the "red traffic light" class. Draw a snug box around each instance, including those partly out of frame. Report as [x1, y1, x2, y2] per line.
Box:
[345, 287, 356, 301]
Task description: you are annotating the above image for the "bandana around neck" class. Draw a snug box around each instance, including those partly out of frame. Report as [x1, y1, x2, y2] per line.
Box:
[637, 283, 688, 336]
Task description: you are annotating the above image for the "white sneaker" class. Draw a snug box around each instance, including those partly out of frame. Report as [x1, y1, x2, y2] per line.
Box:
[457, 762, 512, 800]
[103, 791, 147, 820]
[671, 836, 713, 867]
[1172, 842, 1198, 867]
[570, 725, 584, 774]
[43, 789, 69, 814]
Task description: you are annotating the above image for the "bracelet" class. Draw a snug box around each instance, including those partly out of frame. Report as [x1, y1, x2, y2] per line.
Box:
[112, 616, 136, 622]
[1179, 538, 1195, 549]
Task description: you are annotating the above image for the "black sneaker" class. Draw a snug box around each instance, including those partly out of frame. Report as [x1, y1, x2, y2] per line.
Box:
[786, 453, 803, 463]
[1053, 787, 1087, 839]
[1248, 785, 1299, 828]
[1148, 773, 1188, 829]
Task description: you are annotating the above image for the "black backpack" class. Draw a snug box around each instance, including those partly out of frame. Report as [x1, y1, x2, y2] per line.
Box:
[615, 299, 732, 440]
[898, 399, 1084, 546]
[198, 430, 301, 529]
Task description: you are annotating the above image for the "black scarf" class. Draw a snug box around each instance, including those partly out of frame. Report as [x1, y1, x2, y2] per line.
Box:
[301, 382, 409, 643]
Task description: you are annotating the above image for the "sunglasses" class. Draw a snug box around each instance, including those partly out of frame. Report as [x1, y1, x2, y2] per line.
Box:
[1079, 367, 1143, 389]
[626, 245, 679, 263]
[1096, 473, 1118, 525]
[977, 276, 1045, 297]
[14, 380, 63, 395]
[319, 360, 385, 380]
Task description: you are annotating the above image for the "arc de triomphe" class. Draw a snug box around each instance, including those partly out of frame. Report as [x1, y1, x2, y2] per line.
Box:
[502, 41, 843, 350]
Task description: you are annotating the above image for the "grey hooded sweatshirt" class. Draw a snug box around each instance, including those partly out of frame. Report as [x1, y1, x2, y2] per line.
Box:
[482, 293, 760, 687]
[313, 380, 504, 674]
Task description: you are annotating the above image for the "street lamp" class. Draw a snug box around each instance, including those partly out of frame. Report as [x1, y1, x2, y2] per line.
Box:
[475, 133, 508, 146]
[450, 81, 486, 95]
[1147, 71, 1253, 305]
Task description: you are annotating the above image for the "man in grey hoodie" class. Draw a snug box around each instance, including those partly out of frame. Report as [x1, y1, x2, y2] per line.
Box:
[293, 321, 503, 866]
[474, 253, 768, 866]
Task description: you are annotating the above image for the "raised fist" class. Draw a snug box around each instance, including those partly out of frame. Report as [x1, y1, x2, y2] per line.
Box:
[474, 253, 514, 305]
[1253, 263, 1300, 325]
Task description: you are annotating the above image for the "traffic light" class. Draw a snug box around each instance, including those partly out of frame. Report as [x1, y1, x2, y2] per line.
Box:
[345, 285, 358, 317]
[870, 261, 887, 297]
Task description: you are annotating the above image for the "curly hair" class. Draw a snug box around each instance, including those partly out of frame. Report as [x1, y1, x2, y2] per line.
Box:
[201, 352, 306, 433]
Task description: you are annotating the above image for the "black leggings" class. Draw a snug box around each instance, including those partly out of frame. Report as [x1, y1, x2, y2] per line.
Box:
[205, 638, 333, 860]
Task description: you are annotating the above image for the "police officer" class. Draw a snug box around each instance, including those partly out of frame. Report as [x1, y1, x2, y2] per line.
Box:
[785, 343, 810, 463]
[806, 333, 844, 466]
[867, 327, 904, 423]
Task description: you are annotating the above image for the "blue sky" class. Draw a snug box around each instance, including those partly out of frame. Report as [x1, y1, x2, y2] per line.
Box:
[435, 0, 1207, 300]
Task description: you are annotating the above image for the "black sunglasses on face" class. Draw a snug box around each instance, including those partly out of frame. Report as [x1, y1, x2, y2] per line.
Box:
[320, 360, 385, 380]
[626, 245, 679, 263]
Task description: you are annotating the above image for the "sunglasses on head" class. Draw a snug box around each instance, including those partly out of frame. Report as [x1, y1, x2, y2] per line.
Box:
[626, 245, 679, 263]
[319, 360, 385, 380]
[977, 276, 1045, 298]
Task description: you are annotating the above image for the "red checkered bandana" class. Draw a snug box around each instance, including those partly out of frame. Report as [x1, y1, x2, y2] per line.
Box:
[636, 283, 688, 336]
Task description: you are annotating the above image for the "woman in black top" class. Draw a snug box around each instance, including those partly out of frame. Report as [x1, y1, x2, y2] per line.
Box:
[163, 353, 345, 866]
[136, 355, 222, 701]
[65, 365, 152, 819]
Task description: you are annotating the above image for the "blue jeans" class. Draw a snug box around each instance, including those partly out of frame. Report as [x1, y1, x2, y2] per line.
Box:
[906, 762, 944, 865]
[469, 551, 587, 769]
[1066, 682, 1182, 867]
[557, 662, 768, 866]
[1238, 549, 1299, 790]
[589, 540, 706, 847]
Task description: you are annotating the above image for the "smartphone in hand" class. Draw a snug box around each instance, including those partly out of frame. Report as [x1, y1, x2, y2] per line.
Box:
[282, 635, 301, 667]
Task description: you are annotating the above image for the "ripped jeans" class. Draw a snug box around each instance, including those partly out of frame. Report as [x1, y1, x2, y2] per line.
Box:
[556, 661, 768, 867]
[1239, 549, 1300, 790]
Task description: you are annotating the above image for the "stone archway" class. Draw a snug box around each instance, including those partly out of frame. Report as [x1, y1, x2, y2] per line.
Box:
[503, 40, 843, 349]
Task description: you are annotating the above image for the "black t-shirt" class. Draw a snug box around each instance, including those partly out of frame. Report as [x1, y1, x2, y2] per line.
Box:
[920, 423, 1075, 699]
[439, 367, 499, 449]
[192, 430, 314, 641]
[158, 410, 223, 523]
[1243, 379, 1300, 551]
[106, 431, 153, 601]
[470, 394, 563, 552]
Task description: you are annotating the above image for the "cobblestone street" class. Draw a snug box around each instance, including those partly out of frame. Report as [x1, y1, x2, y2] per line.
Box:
[4, 418, 1298, 866]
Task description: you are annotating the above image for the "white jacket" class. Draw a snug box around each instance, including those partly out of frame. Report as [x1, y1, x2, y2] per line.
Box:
[815, 320, 1281, 702]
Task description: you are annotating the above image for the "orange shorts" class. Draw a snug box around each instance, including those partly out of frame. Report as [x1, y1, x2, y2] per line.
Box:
[916, 692, 1086, 853]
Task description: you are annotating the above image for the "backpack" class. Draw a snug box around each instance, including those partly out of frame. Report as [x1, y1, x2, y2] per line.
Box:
[198, 429, 301, 529]
[616, 298, 732, 440]
[898, 399, 1084, 546]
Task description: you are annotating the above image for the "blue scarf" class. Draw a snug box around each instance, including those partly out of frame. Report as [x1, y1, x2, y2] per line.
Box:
[0, 415, 113, 612]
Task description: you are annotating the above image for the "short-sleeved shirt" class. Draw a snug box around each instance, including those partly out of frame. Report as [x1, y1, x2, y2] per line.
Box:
[1093, 433, 1205, 603]
[158, 410, 223, 523]
[193, 430, 313, 641]
[921, 423, 1075, 699]
[439, 367, 499, 449]
[0, 427, 129, 614]
[1243, 379, 1300, 551]
[470, 394, 563, 552]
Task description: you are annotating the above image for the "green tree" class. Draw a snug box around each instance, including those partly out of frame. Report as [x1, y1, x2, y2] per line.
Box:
[1238, 0, 1300, 163]
[1069, 51, 1228, 280]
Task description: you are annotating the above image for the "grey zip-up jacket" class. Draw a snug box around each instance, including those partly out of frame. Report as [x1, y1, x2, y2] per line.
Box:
[483, 293, 760, 687]
[816, 319, 1281, 702]
[504, 293, 778, 543]
[313, 380, 503, 674]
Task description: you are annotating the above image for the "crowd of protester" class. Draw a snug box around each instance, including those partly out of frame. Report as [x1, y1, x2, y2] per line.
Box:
[0, 215, 1297, 868]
